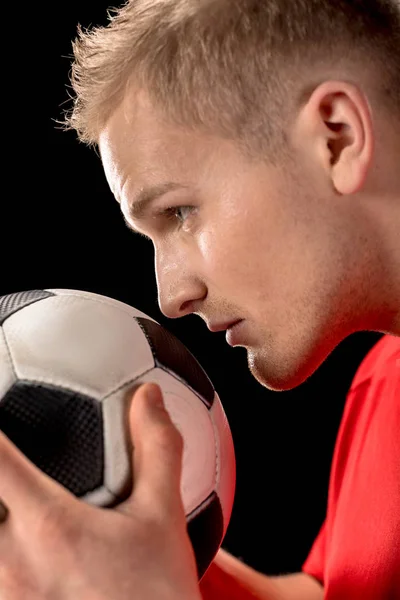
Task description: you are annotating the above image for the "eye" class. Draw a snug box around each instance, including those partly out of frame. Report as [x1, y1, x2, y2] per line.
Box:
[157, 205, 195, 226]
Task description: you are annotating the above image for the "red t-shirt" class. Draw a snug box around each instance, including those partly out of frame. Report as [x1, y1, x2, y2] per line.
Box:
[302, 334, 400, 599]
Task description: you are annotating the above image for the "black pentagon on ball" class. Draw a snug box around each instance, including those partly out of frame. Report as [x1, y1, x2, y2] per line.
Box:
[136, 317, 215, 407]
[0, 290, 55, 326]
[0, 381, 104, 496]
[187, 492, 224, 580]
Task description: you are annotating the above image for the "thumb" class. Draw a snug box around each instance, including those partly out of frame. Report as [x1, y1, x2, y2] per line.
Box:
[124, 383, 185, 519]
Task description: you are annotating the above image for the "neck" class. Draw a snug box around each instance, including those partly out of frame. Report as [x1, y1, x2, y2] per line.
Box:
[366, 193, 400, 337]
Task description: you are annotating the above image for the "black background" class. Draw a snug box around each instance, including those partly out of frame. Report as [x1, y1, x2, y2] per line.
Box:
[5, 1, 383, 576]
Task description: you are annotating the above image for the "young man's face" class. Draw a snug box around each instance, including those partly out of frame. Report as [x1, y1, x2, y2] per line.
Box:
[99, 85, 393, 392]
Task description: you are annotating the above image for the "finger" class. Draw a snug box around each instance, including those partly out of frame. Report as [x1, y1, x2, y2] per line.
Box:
[122, 383, 185, 519]
[0, 430, 68, 522]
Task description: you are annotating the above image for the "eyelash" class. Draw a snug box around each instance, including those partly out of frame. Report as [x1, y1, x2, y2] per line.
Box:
[156, 205, 195, 227]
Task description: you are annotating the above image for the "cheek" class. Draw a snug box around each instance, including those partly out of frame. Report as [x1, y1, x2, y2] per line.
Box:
[197, 215, 325, 311]
[197, 226, 239, 280]
[197, 219, 270, 283]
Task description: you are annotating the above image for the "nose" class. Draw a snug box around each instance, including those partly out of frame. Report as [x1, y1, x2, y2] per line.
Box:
[155, 248, 206, 319]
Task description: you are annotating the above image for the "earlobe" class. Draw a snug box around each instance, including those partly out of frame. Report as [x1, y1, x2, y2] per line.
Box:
[330, 138, 372, 196]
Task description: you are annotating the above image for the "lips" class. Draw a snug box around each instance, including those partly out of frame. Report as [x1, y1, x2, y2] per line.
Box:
[225, 320, 246, 346]
[208, 320, 242, 333]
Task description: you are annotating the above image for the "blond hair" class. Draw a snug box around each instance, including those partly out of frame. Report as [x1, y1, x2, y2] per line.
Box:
[64, 0, 400, 164]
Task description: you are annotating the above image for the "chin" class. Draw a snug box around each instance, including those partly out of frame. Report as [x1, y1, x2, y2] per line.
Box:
[248, 357, 311, 392]
[246, 338, 335, 393]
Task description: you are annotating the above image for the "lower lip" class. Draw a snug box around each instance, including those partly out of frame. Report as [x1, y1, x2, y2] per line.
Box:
[226, 320, 245, 346]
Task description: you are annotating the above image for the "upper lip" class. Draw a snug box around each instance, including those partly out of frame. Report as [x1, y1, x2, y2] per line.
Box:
[207, 319, 242, 332]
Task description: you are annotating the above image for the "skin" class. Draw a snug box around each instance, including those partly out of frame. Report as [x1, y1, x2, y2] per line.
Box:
[99, 80, 400, 392]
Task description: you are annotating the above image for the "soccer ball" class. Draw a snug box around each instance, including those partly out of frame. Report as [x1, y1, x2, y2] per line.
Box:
[0, 288, 236, 579]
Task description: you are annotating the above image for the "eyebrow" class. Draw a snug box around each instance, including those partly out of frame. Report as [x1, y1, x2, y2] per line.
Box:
[126, 182, 190, 222]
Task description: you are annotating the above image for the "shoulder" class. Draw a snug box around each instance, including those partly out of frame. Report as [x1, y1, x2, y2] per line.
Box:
[349, 334, 400, 393]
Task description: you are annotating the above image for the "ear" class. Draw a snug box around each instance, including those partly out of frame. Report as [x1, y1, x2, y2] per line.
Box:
[292, 80, 375, 195]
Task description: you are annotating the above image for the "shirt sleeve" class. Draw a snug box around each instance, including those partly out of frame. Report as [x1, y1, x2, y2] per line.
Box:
[301, 519, 327, 587]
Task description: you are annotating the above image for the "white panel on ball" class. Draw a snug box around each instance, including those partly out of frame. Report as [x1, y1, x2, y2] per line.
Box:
[102, 368, 217, 516]
[47, 289, 157, 323]
[209, 393, 236, 538]
[101, 382, 135, 500]
[0, 328, 16, 397]
[4, 295, 155, 399]
[82, 484, 117, 507]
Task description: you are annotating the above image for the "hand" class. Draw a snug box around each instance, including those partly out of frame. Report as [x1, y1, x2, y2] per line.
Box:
[199, 548, 272, 600]
[0, 383, 202, 600]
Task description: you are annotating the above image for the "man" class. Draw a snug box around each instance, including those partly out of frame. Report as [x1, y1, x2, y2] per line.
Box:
[0, 0, 399, 598]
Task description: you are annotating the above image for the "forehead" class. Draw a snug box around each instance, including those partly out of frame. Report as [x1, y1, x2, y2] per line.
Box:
[99, 89, 224, 197]
[98, 87, 267, 207]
